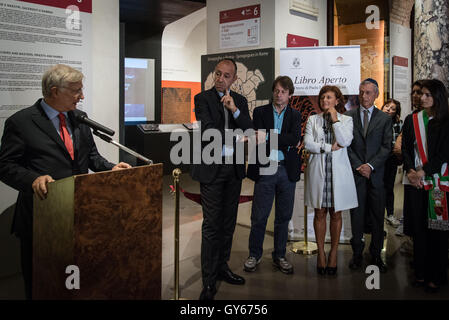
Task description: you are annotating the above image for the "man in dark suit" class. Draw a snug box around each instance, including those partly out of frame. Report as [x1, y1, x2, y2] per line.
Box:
[245, 76, 301, 274]
[0, 64, 131, 299]
[346, 78, 392, 273]
[191, 59, 253, 300]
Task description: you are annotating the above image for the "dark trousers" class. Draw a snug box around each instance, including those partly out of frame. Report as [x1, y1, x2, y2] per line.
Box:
[20, 235, 32, 300]
[383, 156, 398, 216]
[425, 229, 449, 285]
[402, 186, 428, 279]
[200, 164, 242, 287]
[248, 164, 296, 260]
[350, 175, 385, 258]
[403, 184, 430, 239]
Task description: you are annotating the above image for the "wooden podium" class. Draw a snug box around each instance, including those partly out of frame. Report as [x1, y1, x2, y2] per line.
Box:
[32, 164, 163, 299]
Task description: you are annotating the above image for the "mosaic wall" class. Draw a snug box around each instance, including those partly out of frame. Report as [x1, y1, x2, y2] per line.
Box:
[414, 0, 449, 89]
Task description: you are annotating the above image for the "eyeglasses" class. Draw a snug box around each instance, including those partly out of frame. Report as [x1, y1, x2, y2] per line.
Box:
[61, 86, 84, 95]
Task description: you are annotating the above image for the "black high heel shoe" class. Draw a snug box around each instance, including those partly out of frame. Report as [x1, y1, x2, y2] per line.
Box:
[317, 267, 326, 275]
[325, 266, 337, 276]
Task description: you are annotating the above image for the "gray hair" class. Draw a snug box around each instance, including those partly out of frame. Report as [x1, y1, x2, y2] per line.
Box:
[360, 79, 379, 95]
[42, 64, 83, 98]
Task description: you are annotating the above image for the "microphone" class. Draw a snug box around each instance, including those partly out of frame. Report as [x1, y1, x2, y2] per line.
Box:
[75, 113, 115, 136]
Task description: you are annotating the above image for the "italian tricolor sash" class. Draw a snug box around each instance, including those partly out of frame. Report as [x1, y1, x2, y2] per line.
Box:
[412, 110, 449, 230]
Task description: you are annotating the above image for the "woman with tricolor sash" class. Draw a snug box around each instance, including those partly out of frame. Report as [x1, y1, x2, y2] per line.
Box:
[401, 80, 424, 239]
[402, 79, 449, 293]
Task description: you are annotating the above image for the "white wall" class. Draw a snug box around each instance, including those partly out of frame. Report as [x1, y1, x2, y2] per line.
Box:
[206, 0, 275, 54]
[206, 0, 327, 76]
[274, 0, 327, 76]
[162, 7, 207, 82]
[0, 0, 120, 214]
[390, 21, 412, 118]
[91, 0, 120, 162]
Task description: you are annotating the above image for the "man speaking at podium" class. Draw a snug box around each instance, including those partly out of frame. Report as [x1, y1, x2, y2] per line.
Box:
[0, 64, 131, 299]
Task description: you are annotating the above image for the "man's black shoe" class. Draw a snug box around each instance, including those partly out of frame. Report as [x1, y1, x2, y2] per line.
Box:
[217, 269, 246, 285]
[371, 256, 388, 273]
[199, 285, 216, 300]
[348, 255, 363, 270]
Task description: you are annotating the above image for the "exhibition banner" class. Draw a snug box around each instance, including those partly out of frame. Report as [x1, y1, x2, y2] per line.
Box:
[201, 48, 274, 117]
[280, 46, 361, 96]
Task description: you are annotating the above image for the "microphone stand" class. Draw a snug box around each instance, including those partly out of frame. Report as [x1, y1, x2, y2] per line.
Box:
[92, 130, 153, 165]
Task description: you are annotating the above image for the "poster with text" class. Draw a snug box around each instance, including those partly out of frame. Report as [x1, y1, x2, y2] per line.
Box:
[392, 56, 410, 113]
[219, 4, 260, 49]
[0, 0, 92, 137]
[280, 46, 360, 96]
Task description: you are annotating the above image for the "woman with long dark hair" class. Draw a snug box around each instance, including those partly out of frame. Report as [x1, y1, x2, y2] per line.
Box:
[399, 80, 424, 238]
[382, 99, 402, 227]
[402, 79, 449, 292]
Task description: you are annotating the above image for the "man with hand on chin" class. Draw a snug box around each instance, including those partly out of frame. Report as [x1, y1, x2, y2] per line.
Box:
[345, 78, 392, 273]
[0, 64, 131, 299]
[191, 58, 253, 300]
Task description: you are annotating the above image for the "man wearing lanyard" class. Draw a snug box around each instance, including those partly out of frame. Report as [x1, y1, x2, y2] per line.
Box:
[191, 59, 253, 300]
[245, 76, 302, 274]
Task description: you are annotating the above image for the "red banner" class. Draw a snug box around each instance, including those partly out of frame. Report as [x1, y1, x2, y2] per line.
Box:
[393, 56, 408, 67]
[220, 4, 260, 24]
[286, 34, 319, 47]
[18, 0, 91, 13]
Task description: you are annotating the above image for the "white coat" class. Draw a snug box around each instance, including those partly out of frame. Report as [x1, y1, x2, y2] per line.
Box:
[304, 113, 358, 212]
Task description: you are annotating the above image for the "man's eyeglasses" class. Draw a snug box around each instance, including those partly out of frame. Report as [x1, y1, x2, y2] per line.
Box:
[61, 86, 84, 95]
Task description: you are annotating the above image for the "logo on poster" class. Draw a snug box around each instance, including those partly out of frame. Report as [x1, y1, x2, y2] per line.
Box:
[330, 56, 350, 67]
[292, 58, 300, 68]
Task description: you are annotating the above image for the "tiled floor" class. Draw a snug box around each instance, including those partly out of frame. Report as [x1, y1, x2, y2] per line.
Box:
[1, 173, 448, 300]
[162, 174, 448, 300]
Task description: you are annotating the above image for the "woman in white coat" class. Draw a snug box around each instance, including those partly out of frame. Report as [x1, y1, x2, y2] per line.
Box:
[304, 85, 358, 276]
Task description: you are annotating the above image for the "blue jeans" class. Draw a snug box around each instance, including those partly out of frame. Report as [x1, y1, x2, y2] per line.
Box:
[248, 164, 296, 260]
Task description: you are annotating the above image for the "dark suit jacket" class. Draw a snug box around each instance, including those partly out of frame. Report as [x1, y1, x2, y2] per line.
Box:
[0, 99, 115, 237]
[247, 103, 302, 182]
[190, 88, 253, 184]
[346, 106, 392, 186]
[402, 113, 449, 176]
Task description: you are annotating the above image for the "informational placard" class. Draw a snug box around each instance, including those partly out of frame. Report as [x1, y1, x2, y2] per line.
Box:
[392, 55, 410, 112]
[280, 46, 361, 96]
[219, 4, 260, 49]
[0, 0, 92, 134]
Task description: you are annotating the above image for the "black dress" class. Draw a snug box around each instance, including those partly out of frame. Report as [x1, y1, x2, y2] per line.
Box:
[402, 114, 449, 285]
